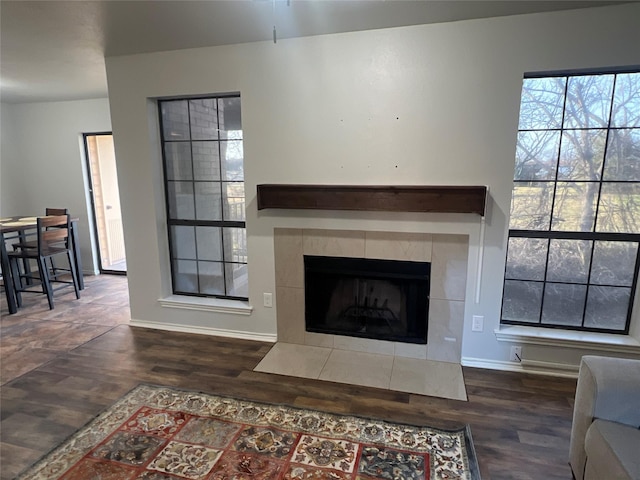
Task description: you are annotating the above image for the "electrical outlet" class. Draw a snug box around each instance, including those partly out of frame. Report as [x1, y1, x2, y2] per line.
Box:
[510, 345, 522, 362]
[263, 293, 273, 308]
[472, 315, 484, 332]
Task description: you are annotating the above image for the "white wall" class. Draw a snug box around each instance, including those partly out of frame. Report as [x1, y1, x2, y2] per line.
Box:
[105, 4, 640, 366]
[1, 104, 22, 214]
[0, 99, 112, 274]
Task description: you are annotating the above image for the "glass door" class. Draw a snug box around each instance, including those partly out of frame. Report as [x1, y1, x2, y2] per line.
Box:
[84, 133, 127, 274]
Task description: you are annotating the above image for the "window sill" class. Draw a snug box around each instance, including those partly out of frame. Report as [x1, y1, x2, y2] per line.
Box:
[495, 325, 640, 354]
[159, 295, 253, 316]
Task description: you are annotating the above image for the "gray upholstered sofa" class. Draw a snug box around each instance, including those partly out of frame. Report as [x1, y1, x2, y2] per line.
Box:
[569, 355, 640, 480]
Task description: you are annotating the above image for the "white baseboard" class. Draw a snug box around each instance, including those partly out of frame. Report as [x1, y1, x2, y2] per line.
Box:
[130, 319, 277, 343]
[121, 322, 579, 377]
[462, 356, 579, 378]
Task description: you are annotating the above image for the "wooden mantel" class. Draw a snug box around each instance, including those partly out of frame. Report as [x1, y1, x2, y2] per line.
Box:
[257, 184, 487, 216]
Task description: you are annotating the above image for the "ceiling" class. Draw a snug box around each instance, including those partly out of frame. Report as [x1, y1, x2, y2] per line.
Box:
[0, 0, 630, 104]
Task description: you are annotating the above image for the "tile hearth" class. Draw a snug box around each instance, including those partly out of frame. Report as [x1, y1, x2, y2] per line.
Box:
[254, 342, 468, 401]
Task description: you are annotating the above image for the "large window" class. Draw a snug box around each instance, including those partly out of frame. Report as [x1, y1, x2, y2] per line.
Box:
[502, 71, 640, 333]
[159, 95, 248, 300]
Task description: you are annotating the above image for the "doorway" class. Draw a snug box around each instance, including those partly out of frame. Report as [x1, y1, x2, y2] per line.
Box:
[84, 133, 126, 274]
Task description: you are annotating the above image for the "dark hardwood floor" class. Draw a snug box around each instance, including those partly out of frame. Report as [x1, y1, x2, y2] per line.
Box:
[1, 274, 577, 479]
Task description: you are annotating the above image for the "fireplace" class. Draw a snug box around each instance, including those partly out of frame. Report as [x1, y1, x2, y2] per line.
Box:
[274, 229, 468, 363]
[304, 255, 430, 344]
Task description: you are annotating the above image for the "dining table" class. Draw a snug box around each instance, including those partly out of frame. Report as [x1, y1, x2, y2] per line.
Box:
[0, 215, 84, 314]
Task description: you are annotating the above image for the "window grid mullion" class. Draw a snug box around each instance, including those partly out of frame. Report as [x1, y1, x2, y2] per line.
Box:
[591, 73, 618, 234]
[186, 100, 202, 295]
[580, 240, 597, 328]
[216, 99, 228, 296]
[548, 77, 569, 232]
[630, 250, 640, 321]
[538, 238, 551, 325]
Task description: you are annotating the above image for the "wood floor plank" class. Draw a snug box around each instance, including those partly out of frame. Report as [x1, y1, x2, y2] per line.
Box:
[1, 274, 579, 480]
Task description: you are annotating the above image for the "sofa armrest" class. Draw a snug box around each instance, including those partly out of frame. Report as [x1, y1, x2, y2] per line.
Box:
[569, 355, 640, 480]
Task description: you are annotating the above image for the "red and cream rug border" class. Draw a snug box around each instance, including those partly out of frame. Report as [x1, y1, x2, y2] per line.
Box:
[16, 384, 480, 480]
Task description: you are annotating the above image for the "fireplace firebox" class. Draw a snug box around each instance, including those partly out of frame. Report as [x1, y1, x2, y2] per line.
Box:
[304, 255, 430, 344]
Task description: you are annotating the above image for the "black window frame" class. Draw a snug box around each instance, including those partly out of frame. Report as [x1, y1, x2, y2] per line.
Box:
[159, 94, 248, 301]
[501, 70, 640, 334]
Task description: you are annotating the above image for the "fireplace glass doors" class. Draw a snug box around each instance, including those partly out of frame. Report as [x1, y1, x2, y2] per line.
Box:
[304, 255, 430, 344]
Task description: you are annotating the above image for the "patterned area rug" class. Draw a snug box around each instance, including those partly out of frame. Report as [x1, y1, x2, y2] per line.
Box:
[17, 384, 480, 480]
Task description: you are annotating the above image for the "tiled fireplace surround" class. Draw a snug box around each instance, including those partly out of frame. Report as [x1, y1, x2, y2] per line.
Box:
[274, 229, 469, 363]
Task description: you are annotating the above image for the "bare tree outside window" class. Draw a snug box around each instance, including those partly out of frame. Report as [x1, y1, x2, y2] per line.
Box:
[502, 71, 640, 333]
